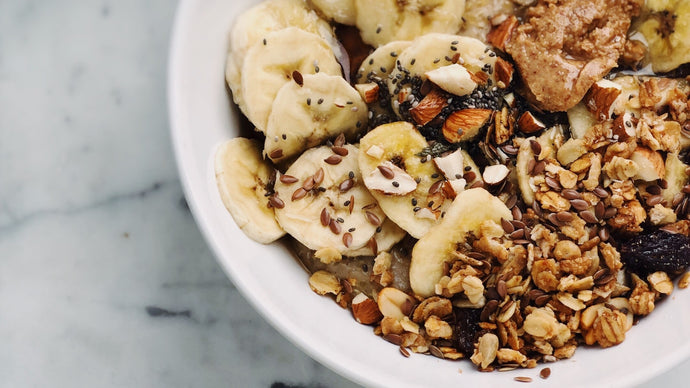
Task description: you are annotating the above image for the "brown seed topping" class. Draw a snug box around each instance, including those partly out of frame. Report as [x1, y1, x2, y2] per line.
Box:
[540, 367, 551, 379]
[510, 229, 525, 239]
[292, 187, 308, 201]
[512, 206, 523, 221]
[505, 194, 518, 209]
[399, 346, 411, 358]
[580, 210, 598, 224]
[268, 195, 285, 209]
[383, 333, 403, 346]
[593, 186, 609, 198]
[342, 232, 353, 247]
[530, 139, 542, 155]
[292, 70, 303, 86]
[313, 168, 324, 186]
[501, 218, 515, 234]
[514, 376, 532, 383]
[561, 189, 581, 200]
[646, 185, 662, 195]
[302, 176, 315, 191]
[329, 219, 342, 234]
[497, 279, 508, 298]
[332, 146, 349, 156]
[604, 207, 617, 219]
[429, 180, 444, 194]
[269, 148, 283, 159]
[280, 174, 298, 184]
[334, 133, 346, 147]
[348, 195, 354, 214]
[595, 201, 606, 220]
[320, 208, 331, 226]
[339, 178, 354, 192]
[545, 176, 562, 191]
[366, 211, 382, 226]
[532, 160, 546, 175]
[534, 294, 551, 306]
[556, 211, 574, 222]
[324, 155, 343, 165]
[378, 165, 395, 179]
[646, 194, 663, 207]
[429, 345, 445, 359]
[570, 199, 589, 211]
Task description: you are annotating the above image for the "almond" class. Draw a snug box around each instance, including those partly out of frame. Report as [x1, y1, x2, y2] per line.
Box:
[469, 71, 489, 85]
[377, 287, 415, 319]
[425, 64, 477, 97]
[410, 89, 448, 125]
[494, 57, 514, 88]
[612, 111, 636, 142]
[442, 108, 493, 143]
[630, 147, 665, 181]
[487, 15, 518, 51]
[364, 161, 417, 195]
[433, 148, 465, 181]
[351, 293, 383, 325]
[518, 111, 546, 134]
[584, 80, 622, 121]
[355, 83, 379, 104]
[483, 164, 510, 186]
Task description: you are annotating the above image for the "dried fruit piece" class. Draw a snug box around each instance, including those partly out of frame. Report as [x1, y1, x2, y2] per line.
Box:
[621, 230, 690, 276]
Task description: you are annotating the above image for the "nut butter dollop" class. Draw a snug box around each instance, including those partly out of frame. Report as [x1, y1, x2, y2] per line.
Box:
[505, 0, 642, 112]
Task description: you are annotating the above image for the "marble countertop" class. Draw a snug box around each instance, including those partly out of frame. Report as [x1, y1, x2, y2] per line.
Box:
[1, 1, 688, 387]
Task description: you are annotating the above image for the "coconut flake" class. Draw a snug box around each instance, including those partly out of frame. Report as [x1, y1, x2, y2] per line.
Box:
[364, 161, 417, 195]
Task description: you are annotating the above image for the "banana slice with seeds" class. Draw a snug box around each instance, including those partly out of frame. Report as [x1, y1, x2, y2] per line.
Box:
[410, 188, 512, 298]
[225, 0, 337, 116]
[388, 33, 498, 117]
[241, 27, 343, 133]
[274, 144, 402, 255]
[265, 73, 368, 163]
[359, 122, 459, 239]
[215, 138, 286, 244]
[355, 41, 413, 83]
[353, 0, 466, 47]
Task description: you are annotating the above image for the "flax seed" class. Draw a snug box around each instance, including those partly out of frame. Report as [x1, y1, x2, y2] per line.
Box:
[530, 139, 541, 155]
[292, 187, 308, 201]
[329, 219, 342, 234]
[269, 148, 283, 159]
[366, 211, 382, 226]
[313, 168, 324, 185]
[324, 155, 342, 165]
[342, 232, 353, 247]
[332, 146, 349, 156]
[280, 174, 298, 184]
[320, 208, 331, 226]
[378, 165, 395, 179]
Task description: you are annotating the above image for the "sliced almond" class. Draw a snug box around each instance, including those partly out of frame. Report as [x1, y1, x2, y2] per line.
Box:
[425, 64, 477, 97]
[377, 287, 415, 319]
[556, 138, 588, 166]
[364, 161, 417, 195]
[433, 149, 465, 181]
[648, 271, 673, 295]
[494, 106, 515, 144]
[494, 57, 514, 88]
[309, 270, 342, 296]
[584, 79, 622, 121]
[351, 293, 384, 324]
[443, 109, 493, 143]
[630, 147, 665, 181]
[366, 144, 385, 159]
[612, 111, 637, 142]
[487, 15, 518, 52]
[518, 111, 546, 134]
[483, 164, 510, 186]
[410, 89, 448, 125]
[355, 83, 379, 104]
[415, 207, 437, 220]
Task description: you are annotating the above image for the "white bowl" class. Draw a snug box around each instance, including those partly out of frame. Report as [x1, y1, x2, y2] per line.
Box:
[168, 1, 690, 386]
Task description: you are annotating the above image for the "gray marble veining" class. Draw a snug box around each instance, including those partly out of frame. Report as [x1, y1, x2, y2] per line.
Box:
[0, 1, 687, 387]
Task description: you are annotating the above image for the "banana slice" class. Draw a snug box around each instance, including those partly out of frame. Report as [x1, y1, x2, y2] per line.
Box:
[353, 0, 466, 47]
[274, 144, 398, 255]
[359, 121, 452, 239]
[346, 218, 407, 256]
[355, 41, 413, 83]
[662, 153, 690, 205]
[410, 188, 512, 297]
[265, 73, 368, 163]
[225, 0, 337, 115]
[309, 0, 357, 25]
[635, 0, 690, 73]
[388, 33, 497, 117]
[240, 27, 343, 133]
[215, 138, 286, 244]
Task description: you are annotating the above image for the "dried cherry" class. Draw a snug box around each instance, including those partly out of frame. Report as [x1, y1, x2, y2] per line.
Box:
[621, 230, 690, 276]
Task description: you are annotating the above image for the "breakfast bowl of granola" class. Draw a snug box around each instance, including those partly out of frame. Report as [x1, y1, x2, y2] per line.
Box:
[168, 0, 690, 386]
